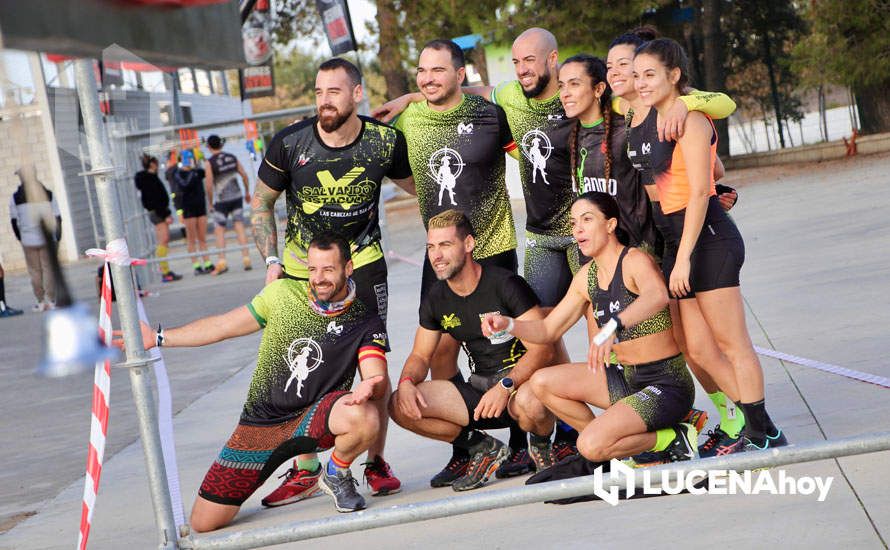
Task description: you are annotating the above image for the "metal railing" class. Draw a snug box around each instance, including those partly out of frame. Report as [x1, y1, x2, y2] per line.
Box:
[179, 431, 890, 550]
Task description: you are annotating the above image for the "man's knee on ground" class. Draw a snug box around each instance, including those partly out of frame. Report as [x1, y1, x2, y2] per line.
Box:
[189, 500, 237, 533]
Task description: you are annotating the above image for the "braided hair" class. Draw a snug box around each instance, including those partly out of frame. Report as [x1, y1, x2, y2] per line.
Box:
[564, 54, 613, 191]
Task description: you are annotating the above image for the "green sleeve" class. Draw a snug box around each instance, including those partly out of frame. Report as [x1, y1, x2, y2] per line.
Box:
[679, 90, 737, 119]
[247, 284, 275, 327]
[490, 80, 514, 107]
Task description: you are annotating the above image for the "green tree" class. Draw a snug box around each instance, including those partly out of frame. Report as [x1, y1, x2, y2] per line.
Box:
[793, 0, 890, 135]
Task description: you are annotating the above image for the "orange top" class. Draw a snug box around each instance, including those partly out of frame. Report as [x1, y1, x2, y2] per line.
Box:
[654, 117, 718, 215]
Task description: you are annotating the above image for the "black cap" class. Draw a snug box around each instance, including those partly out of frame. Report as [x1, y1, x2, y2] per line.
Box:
[207, 135, 223, 149]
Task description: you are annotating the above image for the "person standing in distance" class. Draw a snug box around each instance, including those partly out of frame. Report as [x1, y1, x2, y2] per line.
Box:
[204, 134, 253, 275]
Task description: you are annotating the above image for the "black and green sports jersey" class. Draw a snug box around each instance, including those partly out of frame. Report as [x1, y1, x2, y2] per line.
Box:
[258, 116, 412, 278]
[244, 279, 388, 424]
[491, 80, 575, 236]
[419, 266, 539, 377]
[572, 117, 656, 248]
[393, 94, 517, 260]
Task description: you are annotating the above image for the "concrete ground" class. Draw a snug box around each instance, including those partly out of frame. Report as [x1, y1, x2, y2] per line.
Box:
[2, 152, 889, 549]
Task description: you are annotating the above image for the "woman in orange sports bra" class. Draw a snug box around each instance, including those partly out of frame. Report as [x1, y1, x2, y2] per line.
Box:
[631, 38, 787, 452]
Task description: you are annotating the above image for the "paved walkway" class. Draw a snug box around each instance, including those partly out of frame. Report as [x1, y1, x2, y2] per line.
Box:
[3, 152, 889, 549]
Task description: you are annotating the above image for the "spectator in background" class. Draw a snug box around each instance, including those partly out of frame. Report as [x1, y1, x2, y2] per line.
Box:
[135, 154, 182, 283]
[204, 135, 252, 275]
[9, 165, 61, 311]
[170, 152, 213, 276]
[0, 260, 24, 317]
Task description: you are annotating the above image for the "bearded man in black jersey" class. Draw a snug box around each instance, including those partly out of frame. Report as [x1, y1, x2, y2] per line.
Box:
[251, 57, 414, 503]
[391, 210, 561, 491]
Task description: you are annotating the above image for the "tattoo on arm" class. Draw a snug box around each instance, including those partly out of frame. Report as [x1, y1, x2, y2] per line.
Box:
[251, 181, 282, 258]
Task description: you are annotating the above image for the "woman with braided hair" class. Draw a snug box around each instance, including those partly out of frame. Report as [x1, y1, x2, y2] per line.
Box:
[559, 54, 657, 252]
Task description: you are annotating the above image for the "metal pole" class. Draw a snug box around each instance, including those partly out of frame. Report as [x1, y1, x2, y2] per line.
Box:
[182, 430, 890, 550]
[74, 59, 178, 550]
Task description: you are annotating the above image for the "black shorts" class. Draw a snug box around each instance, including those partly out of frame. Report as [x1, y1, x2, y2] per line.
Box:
[181, 203, 207, 219]
[148, 208, 171, 225]
[522, 231, 579, 307]
[658, 197, 745, 298]
[421, 248, 518, 301]
[211, 198, 245, 226]
[448, 373, 517, 431]
[605, 354, 695, 432]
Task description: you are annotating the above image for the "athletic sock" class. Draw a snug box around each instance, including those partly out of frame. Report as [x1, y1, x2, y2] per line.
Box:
[156, 245, 169, 274]
[651, 427, 676, 452]
[738, 399, 777, 444]
[452, 427, 486, 451]
[326, 451, 352, 475]
[298, 456, 320, 472]
[508, 424, 528, 451]
[722, 399, 746, 438]
[553, 419, 578, 445]
[451, 445, 470, 461]
[203, 260, 213, 269]
[708, 391, 727, 420]
[529, 432, 552, 447]
[193, 261, 201, 270]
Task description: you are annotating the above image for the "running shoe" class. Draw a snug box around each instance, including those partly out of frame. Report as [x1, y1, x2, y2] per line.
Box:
[429, 453, 470, 488]
[363, 455, 401, 496]
[161, 271, 183, 283]
[666, 423, 699, 463]
[699, 426, 745, 458]
[243, 258, 253, 271]
[260, 461, 321, 507]
[682, 408, 710, 433]
[744, 428, 789, 452]
[495, 447, 534, 478]
[0, 305, 23, 317]
[318, 465, 366, 512]
[32, 302, 47, 312]
[624, 451, 669, 468]
[527, 442, 553, 472]
[551, 440, 579, 462]
[211, 262, 229, 276]
[452, 436, 509, 492]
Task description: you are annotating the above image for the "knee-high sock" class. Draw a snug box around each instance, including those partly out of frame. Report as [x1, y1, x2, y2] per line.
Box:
[156, 244, 169, 274]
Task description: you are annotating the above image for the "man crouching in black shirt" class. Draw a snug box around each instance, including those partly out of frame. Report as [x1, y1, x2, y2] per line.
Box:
[391, 210, 566, 491]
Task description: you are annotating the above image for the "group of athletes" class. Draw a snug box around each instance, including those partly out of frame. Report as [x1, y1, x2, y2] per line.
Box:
[120, 25, 788, 532]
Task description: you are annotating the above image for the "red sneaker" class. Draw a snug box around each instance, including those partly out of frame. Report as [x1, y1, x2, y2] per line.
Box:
[261, 461, 321, 507]
[363, 455, 401, 496]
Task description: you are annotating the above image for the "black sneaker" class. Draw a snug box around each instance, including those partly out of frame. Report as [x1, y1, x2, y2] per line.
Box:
[429, 453, 470, 488]
[318, 466, 366, 513]
[161, 271, 183, 282]
[625, 450, 670, 468]
[744, 428, 789, 452]
[452, 437, 509, 492]
[551, 440, 579, 462]
[495, 447, 533, 478]
[666, 423, 699, 462]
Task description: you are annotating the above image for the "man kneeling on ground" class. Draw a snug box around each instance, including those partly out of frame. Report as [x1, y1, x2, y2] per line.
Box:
[120, 232, 388, 531]
[391, 209, 565, 491]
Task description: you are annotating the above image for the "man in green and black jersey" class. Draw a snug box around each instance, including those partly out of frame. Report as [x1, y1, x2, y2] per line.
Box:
[252, 57, 411, 500]
[391, 210, 561, 491]
[122, 233, 388, 530]
[391, 39, 519, 297]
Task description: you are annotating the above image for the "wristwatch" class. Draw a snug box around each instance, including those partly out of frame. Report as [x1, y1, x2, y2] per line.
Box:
[265, 256, 282, 267]
[499, 377, 514, 393]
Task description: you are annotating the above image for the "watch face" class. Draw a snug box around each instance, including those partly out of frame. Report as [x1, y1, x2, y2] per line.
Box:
[501, 377, 514, 389]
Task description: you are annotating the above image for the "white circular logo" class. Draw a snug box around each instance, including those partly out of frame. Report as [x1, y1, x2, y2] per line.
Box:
[428, 147, 465, 206]
[284, 338, 325, 397]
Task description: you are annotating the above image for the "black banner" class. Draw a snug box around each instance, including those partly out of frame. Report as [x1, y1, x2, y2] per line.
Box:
[315, 0, 357, 56]
[240, 62, 275, 99]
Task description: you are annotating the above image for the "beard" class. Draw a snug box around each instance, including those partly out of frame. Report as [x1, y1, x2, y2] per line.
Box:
[521, 71, 551, 99]
[311, 275, 347, 302]
[425, 80, 461, 106]
[435, 253, 467, 281]
[318, 104, 353, 133]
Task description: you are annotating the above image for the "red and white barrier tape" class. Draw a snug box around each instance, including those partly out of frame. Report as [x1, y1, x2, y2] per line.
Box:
[756, 345, 890, 389]
[77, 263, 112, 550]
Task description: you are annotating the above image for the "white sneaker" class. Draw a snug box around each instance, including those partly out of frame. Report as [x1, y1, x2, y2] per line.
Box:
[45, 301, 56, 310]
[32, 302, 46, 312]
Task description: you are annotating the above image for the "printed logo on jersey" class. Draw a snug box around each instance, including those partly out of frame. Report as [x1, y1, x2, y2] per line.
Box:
[299, 167, 377, 213]
[326, 321, 343, 335]
[641, 142, 651, 155]
[441, 313, 462, 330]
[547, 114, 564, 121]
[479, 311, 514, 345]
[609, 300, 621, 314]
[427, 148, 465, 207]
[298, 154, 311, 166]
[501, 338, 526, 367]
[284, 338, 325, 397]
[457, 122, 474, 135]
[372, 332, 388, 348]
[520, 129, 553, 186]
[578, 177, 618, 196]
